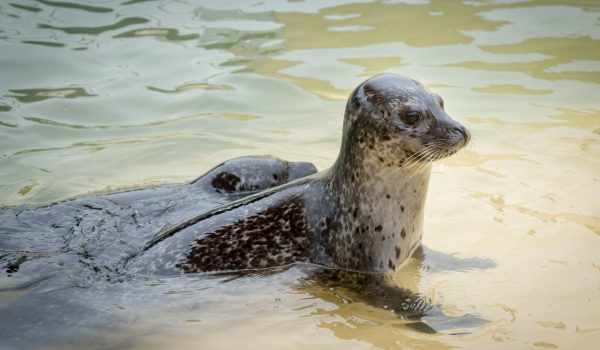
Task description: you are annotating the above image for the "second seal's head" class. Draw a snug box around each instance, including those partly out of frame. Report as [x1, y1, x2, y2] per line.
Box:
[343, 73, 470, 164]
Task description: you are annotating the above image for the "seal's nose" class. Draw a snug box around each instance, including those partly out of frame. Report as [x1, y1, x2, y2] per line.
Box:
[452, 125, 471, 145]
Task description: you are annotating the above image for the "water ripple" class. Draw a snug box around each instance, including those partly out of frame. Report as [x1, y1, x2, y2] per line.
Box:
[39, 17, 149, 35]
[147, 82, 235, 94]
[35, 0, 112, 13]
[114, 27, 199, 42]
[21, 40, 66, 47]
[9, 3, 42, 13]
[21, 113, 214, 130]
[8, 87, 95, 103]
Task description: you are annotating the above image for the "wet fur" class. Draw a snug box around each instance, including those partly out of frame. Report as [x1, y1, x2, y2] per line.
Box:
[129, 74, 470, 274]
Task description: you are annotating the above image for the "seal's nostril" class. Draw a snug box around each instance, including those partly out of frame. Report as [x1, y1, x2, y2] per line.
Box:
[451, 126, 463, 136]
[451, 125, 470, 144]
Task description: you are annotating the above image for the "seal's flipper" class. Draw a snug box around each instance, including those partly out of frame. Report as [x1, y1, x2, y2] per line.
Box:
[297, 268, 486, 334]
[301, 269, 432, 318]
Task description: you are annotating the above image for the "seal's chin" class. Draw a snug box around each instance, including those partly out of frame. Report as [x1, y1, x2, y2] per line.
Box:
[438, 141, 469, 158]
[431, 148, 460, 160]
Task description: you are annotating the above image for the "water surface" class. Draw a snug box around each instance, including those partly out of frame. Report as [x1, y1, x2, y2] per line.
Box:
[1, 1, 599, 349]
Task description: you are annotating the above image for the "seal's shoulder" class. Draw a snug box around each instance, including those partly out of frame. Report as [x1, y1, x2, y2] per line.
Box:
[129, 178, 323, 274]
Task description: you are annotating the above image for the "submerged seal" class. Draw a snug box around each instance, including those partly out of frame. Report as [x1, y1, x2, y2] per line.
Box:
[128, 73, 470, 275]
[194, 155, 317, 195]
[0, 156, 316, 278]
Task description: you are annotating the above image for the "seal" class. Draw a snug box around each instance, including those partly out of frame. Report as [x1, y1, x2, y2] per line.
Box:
[193, 155, 317, 195]
[0, 156, 317, 278]
[127, 73, 470, 275]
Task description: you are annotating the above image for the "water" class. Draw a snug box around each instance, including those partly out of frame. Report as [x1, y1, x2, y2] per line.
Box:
[1, 0, 599, 349]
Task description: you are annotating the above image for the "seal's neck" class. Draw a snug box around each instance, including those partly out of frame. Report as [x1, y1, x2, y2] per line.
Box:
[324, 137, 431, 272]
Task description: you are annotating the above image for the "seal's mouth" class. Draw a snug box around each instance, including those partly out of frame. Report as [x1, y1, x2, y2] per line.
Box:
[407, 136, 469, 164]
[420, 124, 471, 162]
[429, 147, 460, 159]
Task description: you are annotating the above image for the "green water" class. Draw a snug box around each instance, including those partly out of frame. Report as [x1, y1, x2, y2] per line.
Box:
[1, 0, 599, 349]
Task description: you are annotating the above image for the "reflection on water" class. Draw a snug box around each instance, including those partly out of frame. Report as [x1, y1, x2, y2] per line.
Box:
[9, 87, 96, 103]
[1, 0, 599, 349]
[0, 248, 490, 350]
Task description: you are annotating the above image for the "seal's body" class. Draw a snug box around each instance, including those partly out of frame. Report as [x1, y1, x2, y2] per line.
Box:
[128, 74, 470, 274]
[0, 156, 316, 279]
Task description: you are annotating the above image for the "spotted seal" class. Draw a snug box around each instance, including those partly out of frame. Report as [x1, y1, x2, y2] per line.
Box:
[0, 156, 316, 279]
[194, 155, 317, 195]
[127, 73, 470, 275]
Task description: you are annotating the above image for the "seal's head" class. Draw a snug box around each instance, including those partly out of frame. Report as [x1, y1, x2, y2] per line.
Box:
[343, 73, 470, 164]
[325, 74, 471, 272]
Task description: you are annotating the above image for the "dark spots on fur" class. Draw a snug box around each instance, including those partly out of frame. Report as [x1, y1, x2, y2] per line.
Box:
[5, 255, 27, 274]
[386, 194, 390, 199]
[211, 172, 241, 192]
[409, 133, 417, 138]
[177, 197, 310, 272]
[388, 259, 395, 270]
[358, 243, 363, 250]
[381, 235, 385, 241]
[378, 156, 385, 163]
[401, 205, 405, 213]
[273, 174, 278, 180]
[401, 228, 406, 239]
[364, 84, 385, 105]
[374, 225, 382, 232]
[395, 246, 401, 259]
[351, 94, 361, 109]
[353, 208, 358, 218]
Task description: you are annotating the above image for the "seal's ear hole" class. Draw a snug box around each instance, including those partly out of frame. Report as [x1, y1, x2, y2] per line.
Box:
[376, 108, 386, 118]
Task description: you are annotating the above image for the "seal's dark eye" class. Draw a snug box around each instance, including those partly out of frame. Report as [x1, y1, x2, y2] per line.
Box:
[403, 111, 422, 126]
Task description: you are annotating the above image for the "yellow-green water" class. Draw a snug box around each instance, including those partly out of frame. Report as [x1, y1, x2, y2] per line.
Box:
[1, 0, 599, 349]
